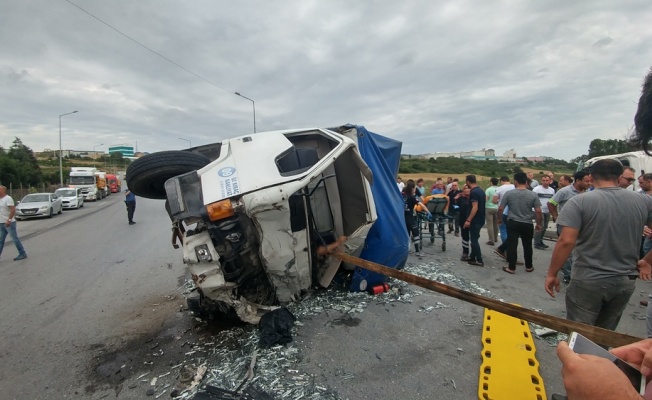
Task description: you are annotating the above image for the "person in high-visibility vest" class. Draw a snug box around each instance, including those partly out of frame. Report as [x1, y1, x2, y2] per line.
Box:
[402, 180, 430, 257]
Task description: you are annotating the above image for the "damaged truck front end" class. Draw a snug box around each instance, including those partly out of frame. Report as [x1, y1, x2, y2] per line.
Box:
[157, 127, 377, 323]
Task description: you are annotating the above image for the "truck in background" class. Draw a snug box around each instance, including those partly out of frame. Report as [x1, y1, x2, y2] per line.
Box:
[95, 171, 109, 198]
[69, 167, 101, 201]
[579, 150, 652, 191]
[106, 174, 121, 193]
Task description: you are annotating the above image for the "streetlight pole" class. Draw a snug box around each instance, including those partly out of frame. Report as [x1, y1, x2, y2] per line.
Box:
[93, 143, 104, 168]
[59, 110, 78, 187]
[178, 137, 191, 148]
[235, 92, 256, 133]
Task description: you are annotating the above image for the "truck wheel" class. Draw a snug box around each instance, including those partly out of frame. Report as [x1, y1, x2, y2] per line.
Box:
[126, 151, 211, 199]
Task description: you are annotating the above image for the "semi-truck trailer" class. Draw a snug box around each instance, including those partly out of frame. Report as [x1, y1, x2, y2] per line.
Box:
[95, 171, 109, 198]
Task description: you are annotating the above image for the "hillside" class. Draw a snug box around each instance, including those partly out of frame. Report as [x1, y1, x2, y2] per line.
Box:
[398, 157, 575, 188]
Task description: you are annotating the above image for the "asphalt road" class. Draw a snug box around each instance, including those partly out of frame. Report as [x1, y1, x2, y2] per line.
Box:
[293, 227, 650, 399]
[0, 197, 650, 399]
[0, 194, 190, 399]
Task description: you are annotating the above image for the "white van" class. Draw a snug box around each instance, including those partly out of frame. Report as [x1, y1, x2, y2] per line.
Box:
[580, 151, 652, 191]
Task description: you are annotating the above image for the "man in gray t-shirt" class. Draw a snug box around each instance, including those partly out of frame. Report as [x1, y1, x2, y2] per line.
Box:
[545, 159, 652, 331]
[497, 172, 542, 273]
[547, 170, 590, 283]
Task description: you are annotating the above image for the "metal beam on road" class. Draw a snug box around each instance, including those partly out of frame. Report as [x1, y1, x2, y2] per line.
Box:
[333, 252, 642, 348]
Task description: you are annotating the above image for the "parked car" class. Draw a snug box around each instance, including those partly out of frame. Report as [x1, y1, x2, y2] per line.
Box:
[126, 125, 408, 324]
[55, 188, 84, 209]
[15, 193, 63, 220]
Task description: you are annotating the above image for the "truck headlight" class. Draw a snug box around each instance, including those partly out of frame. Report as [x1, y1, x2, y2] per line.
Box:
[194, 244, 213, 262]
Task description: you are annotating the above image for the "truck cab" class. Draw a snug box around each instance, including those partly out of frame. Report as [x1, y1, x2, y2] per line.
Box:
[579, 151, 652, 191]
[69, 167, 100, 201]
[106, 174, 121, 193]
[126, 126, 408, 324]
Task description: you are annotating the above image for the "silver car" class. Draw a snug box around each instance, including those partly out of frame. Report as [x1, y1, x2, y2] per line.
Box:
[55, 188, 84, 209]
[15, 193, 63, 220]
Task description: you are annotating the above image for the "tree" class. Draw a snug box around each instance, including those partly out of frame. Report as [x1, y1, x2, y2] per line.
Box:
[7, 137, 42, 185]
[0, 146, 20, 186]
[587, 138, 635, 158]
[572, 138, 639, 164]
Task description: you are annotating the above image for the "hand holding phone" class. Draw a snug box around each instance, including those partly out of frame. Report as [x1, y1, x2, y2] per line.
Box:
[568, 332, 645, 395]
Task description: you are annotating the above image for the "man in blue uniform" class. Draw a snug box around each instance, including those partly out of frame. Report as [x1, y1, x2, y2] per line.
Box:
[125, 187, 136, 225]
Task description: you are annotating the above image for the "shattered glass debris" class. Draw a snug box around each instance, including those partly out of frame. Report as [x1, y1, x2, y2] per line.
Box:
[151, 260, 563, 399]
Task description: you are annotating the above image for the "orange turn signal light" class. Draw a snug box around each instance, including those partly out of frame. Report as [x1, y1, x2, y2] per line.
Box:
[206, 199, 235, 221]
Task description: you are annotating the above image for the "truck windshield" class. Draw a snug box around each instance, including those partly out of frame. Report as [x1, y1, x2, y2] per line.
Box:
[70, 176, 95, 184]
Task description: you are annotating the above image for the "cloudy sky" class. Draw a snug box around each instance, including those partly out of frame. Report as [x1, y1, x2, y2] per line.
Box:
[1, 0, 651, 160]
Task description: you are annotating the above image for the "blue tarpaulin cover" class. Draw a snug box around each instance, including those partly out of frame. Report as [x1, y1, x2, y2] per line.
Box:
[333, 125, 409, 292]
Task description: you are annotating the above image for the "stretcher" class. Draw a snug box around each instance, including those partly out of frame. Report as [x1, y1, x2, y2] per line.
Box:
[417, 196, 453, 252]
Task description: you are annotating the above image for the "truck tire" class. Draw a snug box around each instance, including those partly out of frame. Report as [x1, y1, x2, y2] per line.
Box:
[126, 151, 211, 199]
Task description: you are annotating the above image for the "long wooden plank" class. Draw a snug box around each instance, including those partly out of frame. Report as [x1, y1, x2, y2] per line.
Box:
[333, 252, 642, 348]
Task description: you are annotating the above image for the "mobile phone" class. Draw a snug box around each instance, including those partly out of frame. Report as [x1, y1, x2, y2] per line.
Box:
[568, 332, 645, 395]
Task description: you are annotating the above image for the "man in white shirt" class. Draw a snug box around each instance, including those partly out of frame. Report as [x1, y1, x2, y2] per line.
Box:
[533, 175, 555, 249]
[396, 177, 405, 192]
[0, 185, 27, 261]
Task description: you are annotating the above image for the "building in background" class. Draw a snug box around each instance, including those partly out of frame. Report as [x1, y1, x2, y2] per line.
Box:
[37, 149, 104, 159]
[418, 148, 498, 160]
[502, 149, 517, 158]
[108, 145, 135, 158]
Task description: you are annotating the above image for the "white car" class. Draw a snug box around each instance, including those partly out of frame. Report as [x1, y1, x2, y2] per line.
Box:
[55, 188, 84, 209]
[16, 193, 63, 219]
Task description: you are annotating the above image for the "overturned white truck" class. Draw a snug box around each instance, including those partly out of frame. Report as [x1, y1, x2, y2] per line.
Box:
[126, 125, 408, 323]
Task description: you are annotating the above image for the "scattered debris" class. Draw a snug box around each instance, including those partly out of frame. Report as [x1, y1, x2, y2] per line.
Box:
[531, 322, 569, 346]
[534, 327, 558, 337]
[188, 365, 208, 392]
[167, 259, 499, 399]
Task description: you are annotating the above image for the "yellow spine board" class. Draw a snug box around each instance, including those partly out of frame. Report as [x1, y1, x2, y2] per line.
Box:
[478, 308, 547, 400]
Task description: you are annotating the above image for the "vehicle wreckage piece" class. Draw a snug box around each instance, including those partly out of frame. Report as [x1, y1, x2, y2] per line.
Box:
[128, 126, 409, 323]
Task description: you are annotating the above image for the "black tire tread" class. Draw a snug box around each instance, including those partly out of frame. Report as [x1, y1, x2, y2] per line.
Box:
[126, 151, 211, 199]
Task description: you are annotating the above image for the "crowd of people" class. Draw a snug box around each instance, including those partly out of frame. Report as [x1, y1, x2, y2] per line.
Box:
[398, 171, 571, 270]
[405, 69, 652, 399]
[397, 68, 652, 399]
[553, 68, 652, 400]
[400, 163, 652, 398]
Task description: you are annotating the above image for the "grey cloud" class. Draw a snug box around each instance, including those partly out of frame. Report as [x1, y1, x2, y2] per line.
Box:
[593, 37, 613, 48]
[0, 0, 651, 160]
